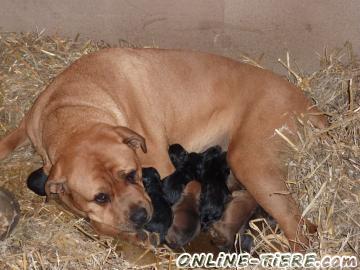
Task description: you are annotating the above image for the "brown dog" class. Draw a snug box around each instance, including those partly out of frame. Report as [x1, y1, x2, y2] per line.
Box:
[0, 48, 325, 250]
[165, 180, 201, 248]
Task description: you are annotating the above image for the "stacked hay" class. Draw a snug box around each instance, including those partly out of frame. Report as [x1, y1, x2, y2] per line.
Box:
[286, 46, 359, 256]
[0, 31, 359, 269]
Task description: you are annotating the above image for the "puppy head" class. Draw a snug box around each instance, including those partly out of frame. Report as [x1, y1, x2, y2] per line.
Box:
[200, 184, 230, 230]
[162, 148, 202, 205]
[182, 152, 203, 179]
[168, 144, 189, 169]
[142, 169, 173, 244]
[45, 124, 153, 236]
[202, 147, 230, 180]
[141, 167, 162, 194]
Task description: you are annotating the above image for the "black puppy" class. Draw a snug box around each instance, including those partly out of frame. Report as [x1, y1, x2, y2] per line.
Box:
[164, 144, 231, 229]
[168, 143, 189, 169]
[139, 167, 173, 244]
[199, 146, 231, 230]
[27, 167, 48, 196]
[162, 144, 203, 205]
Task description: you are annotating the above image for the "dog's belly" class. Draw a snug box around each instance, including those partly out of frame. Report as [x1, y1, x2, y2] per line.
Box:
[170, 118, 231, 153]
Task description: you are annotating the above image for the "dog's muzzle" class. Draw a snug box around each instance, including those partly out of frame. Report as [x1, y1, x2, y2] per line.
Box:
[130, 207, 149, 228]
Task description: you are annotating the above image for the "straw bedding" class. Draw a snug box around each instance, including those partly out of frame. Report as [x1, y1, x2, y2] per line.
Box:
[0, 31, 359, 269]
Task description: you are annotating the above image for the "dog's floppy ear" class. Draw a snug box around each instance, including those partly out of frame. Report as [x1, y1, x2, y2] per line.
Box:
[115, 126, 147, 153]
[45, 162, 67, 195]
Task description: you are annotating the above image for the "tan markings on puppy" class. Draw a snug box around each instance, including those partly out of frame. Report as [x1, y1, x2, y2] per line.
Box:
[165, 180, 201, 248]
[210, 190, 257, 250]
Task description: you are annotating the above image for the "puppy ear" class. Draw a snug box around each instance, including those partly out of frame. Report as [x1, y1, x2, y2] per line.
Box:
[115, 126, 147, 153]
[45, 162, 67, 195]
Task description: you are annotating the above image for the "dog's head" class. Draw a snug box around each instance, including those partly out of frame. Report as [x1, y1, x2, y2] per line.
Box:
[44, 124, 153, 235]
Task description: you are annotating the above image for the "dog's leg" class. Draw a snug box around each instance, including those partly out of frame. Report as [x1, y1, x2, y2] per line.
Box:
[228, 133, 314, 252]
[0, 119, 29, 159]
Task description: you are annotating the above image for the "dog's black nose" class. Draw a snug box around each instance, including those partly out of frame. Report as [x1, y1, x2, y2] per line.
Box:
[130, 207, 148, 227]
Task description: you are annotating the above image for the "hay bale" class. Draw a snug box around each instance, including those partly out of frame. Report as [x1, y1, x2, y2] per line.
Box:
[0, 31, 359, 269]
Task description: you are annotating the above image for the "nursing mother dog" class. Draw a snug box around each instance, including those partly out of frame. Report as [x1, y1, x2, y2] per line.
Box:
[0, 48, 324, 251]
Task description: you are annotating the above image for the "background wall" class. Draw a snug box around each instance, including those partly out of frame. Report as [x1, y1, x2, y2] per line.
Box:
[1, 0, 359, 74]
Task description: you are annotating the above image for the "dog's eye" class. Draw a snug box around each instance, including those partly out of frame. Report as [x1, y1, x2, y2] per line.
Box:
[94, 193, 111, 204]
[126, 170, 137, 184]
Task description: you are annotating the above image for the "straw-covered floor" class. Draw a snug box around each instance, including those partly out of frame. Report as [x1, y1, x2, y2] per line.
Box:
[0, 32, 359, 269]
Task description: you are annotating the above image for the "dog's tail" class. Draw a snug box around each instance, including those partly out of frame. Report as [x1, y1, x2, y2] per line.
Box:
[0, 119, 30, 159]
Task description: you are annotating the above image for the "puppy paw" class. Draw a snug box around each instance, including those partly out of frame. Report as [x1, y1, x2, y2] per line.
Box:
[209, 227, 233, 251]
[148, 232, 160, 247]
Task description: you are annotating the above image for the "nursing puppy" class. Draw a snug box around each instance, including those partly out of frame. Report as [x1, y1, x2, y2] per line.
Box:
[142, 167, 172, 244]
[168, 144, 189, 169]
[164, 144, 231, 230]
[199, 146, 231, 230]
[162, 145, 203, 205]
[165, 180, 202, 249]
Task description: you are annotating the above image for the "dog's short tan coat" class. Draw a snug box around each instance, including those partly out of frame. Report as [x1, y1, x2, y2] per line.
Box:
[0, 48, 325, 250]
